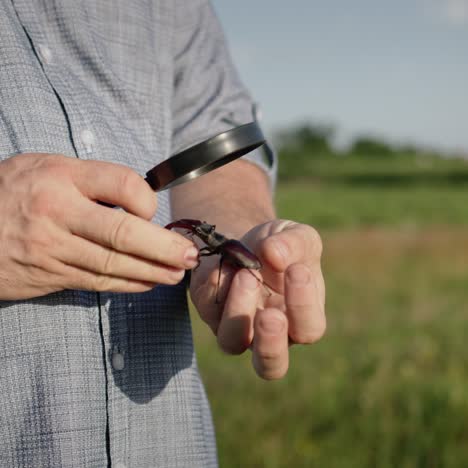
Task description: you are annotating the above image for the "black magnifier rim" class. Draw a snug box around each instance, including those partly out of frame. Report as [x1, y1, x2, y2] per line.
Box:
[145, 121, 265, 191]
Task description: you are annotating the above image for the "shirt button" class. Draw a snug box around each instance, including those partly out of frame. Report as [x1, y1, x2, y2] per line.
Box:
[37, 44, 53, 64]
[112, 351, 125, 371]
[80, 129, 95, 153]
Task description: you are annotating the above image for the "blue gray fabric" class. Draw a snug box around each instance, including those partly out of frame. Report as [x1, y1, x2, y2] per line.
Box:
[0, 1, 275, 467]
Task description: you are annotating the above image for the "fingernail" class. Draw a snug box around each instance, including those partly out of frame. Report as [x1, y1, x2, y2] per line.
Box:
[238, 269, 259, 290]
[184, 246, 199, 268]
[287, 264, 311, 286]
[259, 313, 285, 334]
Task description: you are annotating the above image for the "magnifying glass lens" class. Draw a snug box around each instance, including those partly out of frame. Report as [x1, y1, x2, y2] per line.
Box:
[145, 121, 265, 191]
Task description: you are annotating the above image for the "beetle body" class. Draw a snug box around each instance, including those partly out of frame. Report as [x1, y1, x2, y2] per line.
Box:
[165, 218, 261, 270]
[165, 219, 265, 301]
[218, 239, 261, 270]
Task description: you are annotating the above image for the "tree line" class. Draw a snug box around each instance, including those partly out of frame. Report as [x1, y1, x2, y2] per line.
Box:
[271, 122, 468, 183]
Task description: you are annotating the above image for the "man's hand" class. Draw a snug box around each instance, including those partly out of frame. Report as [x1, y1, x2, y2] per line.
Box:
[189, 219, 326, 380]
[0, 153, 198, 300]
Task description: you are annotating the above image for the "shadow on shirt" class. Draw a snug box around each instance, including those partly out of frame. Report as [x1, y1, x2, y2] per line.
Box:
[0, 283, 196, 405]
[105, 283, 196, 403]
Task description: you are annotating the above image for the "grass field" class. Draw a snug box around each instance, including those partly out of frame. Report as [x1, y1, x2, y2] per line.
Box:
[275, 183, 468, 229]
[191, 179, 468, 468]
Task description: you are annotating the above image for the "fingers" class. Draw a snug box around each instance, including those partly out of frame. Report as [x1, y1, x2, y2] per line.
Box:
[190, 220, 325, 382]
[66, 199, 198, 270]
[217, 269, 260, 354]
[258, 223, 326, 346]
[252, 308, 289, 380]
[59, 262, 158, 293]
[190, 257, 234, 334]
[55, 232, 186, 286]
[216, 269, 290, 380]
[285, 263, 326, 344]
[0, 153, 197, 298]
[72, 159, 157, 220]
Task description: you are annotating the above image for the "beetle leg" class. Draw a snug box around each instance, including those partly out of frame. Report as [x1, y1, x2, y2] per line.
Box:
[245, 268, 273, 297]
[199, 248, 221, 259]
[193, 247, 217, 271]
[215, 256, 224, 304]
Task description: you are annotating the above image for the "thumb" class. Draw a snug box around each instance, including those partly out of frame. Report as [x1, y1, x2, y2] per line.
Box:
[71, 159, 157, 220]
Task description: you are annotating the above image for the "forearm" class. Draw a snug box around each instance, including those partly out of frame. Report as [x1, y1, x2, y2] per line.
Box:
[169, 160, 276, 239]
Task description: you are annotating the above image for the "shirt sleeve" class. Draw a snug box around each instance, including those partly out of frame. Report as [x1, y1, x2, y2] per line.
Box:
[171, 0, 277, 186]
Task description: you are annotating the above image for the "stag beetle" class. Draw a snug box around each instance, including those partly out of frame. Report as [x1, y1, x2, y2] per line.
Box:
[165, 219, 269, 302]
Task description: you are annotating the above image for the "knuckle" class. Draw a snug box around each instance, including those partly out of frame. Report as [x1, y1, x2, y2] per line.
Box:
[16, 240, 57, 277]
[256, 347, 283, 362]
[34, 153, 66, 165]
[28, 188, 58, 218]
[118, 168, 143, 200]
[21, 170, 72, 222]
[33, 155, 73, 186]
[253, 354, 289, 380]
[19, 243, 35, 264]
[17, 221, 57, 262]
[12, 236, 34, 263]
[100, 249, 117, 275]
[92, 274, 113, 292]
[261, 236, 279, 258]
[24, 249, 50, 270]
[109, 215, 133, 250]
[38, 154, 70, 172]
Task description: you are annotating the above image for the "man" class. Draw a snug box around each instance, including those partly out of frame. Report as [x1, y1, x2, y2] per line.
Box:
[0, 0, 326, 466]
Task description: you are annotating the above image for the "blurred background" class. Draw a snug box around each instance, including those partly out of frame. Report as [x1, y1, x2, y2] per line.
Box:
[191, 2, 468, 467]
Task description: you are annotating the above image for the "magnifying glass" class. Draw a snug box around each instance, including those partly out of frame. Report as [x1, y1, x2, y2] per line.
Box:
[144, 121, 265, 192]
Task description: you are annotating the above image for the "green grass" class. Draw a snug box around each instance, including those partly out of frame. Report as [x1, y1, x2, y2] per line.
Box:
[277, 151, 468, 183]
[191, 179, 468, 468]
[275, 183, 468, 229]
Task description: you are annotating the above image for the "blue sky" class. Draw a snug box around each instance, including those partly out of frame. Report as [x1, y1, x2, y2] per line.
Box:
[213, 0, 468, 153]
